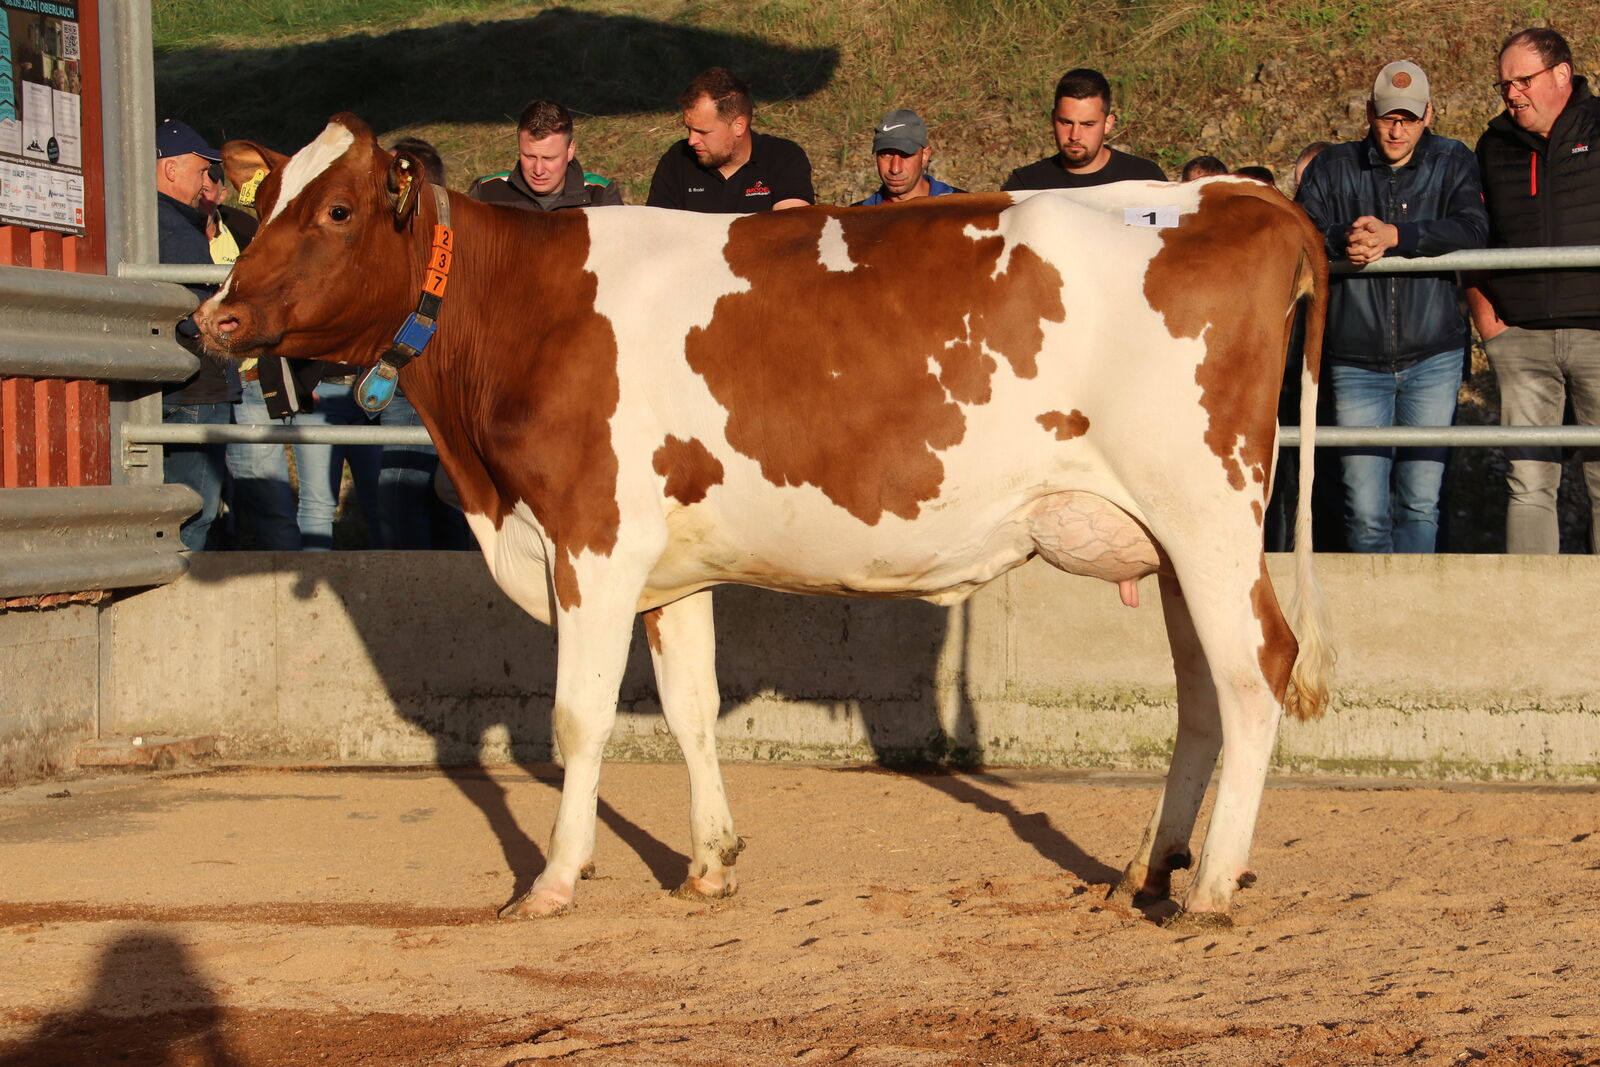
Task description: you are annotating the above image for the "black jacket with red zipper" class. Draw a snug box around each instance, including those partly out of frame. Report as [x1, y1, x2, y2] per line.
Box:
[1476, 75, 1600, 330]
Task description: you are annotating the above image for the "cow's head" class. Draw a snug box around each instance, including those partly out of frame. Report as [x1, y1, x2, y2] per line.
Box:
[195, 113, 433, 364]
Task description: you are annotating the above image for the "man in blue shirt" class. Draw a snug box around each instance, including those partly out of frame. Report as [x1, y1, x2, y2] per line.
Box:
[1296, 61, 1488, 553]
[853, 110, 965, 206]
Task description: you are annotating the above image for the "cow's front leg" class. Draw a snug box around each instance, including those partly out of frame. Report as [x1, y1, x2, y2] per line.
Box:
[500, 556, 645, 919]
[643, 590, 742, 900]
[1111, 573, 1221, 909]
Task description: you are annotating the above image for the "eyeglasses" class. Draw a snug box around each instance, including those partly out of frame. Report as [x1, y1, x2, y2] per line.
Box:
[1373, 115, 1424, 132]
[1493, 65, 1556, 96]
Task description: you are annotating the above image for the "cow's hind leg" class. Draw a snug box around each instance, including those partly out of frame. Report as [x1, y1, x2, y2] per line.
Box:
[643, 590, 743, 900]
[1110, 573, 1222, 909]
[1162, 554, 1295, 927]
[500, 559, 644, 919]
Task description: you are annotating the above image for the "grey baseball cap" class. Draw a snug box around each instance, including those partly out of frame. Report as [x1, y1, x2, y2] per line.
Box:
[872, 109, 928, 154]
[1372, 60, 1430, 118]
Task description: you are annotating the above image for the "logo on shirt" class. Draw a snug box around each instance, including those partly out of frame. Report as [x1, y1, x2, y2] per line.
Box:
[745, 181, 771, 197]
[688, 186, 706, 193]
[1573, 143, 1590, 154]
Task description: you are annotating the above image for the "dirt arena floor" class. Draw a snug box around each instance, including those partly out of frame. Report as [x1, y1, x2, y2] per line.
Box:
[1, 762, 1598, 1066]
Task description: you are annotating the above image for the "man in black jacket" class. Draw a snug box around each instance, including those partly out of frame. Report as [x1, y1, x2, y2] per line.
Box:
[156, 117, 236, 552]
[1467, 27, 1600, 554]
[1296, 61, 1488, 553]
[468, 100, 623, 211]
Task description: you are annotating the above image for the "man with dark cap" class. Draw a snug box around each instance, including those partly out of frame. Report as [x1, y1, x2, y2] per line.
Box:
[853, 109, 965, 205]
[1296, 61, 1487, 553]
[156, 117, 239, 552]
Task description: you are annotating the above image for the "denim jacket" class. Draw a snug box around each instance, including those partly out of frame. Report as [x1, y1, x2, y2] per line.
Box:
[1296, 130, 1488, 371]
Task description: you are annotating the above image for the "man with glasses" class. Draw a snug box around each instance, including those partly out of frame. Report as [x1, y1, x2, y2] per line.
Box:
[1296, 61, 1487, 553]
[1466, 27, 1600, 553]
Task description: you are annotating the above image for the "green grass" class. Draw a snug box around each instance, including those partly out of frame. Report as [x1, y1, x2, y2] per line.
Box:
[151, 0, 1599, 202]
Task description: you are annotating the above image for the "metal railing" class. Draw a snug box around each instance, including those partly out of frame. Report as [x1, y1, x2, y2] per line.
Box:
[115, 246, 1600, 453]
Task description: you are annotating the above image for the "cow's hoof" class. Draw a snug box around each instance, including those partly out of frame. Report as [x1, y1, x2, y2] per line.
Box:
[497, 888, 575, 919]
[671, 873, 736, 901]
[1108, 874, 1170, 908]
[1161, 909, 1234, 932]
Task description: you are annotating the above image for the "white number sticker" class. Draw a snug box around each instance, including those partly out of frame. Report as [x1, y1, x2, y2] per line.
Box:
[1124, 206, 1180, 229]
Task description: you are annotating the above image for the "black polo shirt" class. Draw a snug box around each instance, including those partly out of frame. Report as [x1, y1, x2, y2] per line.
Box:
[646, 131, 815, 213]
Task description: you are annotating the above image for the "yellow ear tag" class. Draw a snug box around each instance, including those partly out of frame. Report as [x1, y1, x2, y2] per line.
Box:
[238, 168, 266, 206]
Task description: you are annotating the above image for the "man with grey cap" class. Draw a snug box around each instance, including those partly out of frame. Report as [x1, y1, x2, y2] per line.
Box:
[155, 117, 242, 551]
[1295, 61, 1487, 553]
[852, 109, 965, 206]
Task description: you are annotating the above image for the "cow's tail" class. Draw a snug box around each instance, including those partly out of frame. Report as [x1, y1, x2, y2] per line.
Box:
[1283, 243, 1333, 721]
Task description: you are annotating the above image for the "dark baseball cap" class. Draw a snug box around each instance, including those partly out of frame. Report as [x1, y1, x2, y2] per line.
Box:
[872, 109, 928, 154]
[156, 118, 222, 162]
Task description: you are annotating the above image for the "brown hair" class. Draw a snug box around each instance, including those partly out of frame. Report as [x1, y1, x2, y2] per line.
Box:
[1500, 27, 1573, 70]
[516, 99, 575, 141]
[678, 67, 753, 122]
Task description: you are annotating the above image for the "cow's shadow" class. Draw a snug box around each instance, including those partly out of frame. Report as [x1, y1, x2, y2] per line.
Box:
[185, 552, 1122, 909]
[154, 8, 838, 151]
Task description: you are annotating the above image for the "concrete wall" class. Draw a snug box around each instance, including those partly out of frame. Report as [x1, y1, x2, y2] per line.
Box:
[1, 604, 102, 782]
[102, 552, 1600, 781]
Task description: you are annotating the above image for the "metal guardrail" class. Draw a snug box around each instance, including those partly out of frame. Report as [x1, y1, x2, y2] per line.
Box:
[0, 485, 195, 598]
[0, 265, 199, 382]
[118, 263, 232, 285]
[1331, 245, 1600, 273]
[113, 245, 1600, 452]
[115, 423, 1600, 449]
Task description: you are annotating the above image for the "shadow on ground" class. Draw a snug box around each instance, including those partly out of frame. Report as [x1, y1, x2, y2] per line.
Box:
[0, 929, 240, 1067]
[156, 8, 839, 150]
[172, 553, 1123, 910]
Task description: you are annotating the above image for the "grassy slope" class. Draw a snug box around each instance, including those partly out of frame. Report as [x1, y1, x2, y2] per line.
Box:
[151, 0, 1600, 550]
[154, 0, 1598, 204]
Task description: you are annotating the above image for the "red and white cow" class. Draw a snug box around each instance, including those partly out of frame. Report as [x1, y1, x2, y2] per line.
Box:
[197, 114, 1331, 926]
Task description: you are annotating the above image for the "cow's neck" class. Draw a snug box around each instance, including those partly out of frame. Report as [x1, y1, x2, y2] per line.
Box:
[396, 195, 606, 530]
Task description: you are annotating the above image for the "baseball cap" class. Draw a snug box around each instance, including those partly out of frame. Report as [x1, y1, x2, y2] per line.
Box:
[156, 118, 222, 161]
[872, 109, 928, 155]
[1372, 61, 1430, 119]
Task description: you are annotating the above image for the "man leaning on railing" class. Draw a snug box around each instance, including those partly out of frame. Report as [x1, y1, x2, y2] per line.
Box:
[1467, 26, 1600, 554]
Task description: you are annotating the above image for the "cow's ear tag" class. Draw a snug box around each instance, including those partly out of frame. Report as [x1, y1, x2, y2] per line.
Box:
[388, 156, 419, 223]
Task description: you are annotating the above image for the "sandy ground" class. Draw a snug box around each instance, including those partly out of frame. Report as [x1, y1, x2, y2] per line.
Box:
[1, 761, 1598, 1066]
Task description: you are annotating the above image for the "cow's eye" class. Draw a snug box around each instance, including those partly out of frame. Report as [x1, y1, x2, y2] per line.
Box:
[329, 205, 352, 223]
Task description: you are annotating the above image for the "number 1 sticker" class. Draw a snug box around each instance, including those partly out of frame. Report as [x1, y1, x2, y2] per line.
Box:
[1124, 206, 1180, 228]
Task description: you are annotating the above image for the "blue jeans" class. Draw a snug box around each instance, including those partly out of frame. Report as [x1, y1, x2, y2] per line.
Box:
[1330, 348, 1462, 553]
[291, 381, 382, 550]
[375, 389, 474, 550]
[162, 400, 233, 552]
[225, 377, 301, 551]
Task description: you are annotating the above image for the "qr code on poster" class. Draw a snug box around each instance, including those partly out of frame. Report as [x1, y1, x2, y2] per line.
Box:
[59, 21, 80, 62]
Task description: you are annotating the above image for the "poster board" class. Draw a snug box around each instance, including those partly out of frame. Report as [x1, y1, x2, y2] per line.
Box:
[0, 0, 84, 235]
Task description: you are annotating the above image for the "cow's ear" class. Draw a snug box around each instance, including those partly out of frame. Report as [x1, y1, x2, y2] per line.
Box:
[387, 152, 422, 226]
[221, 140, 287, 210]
